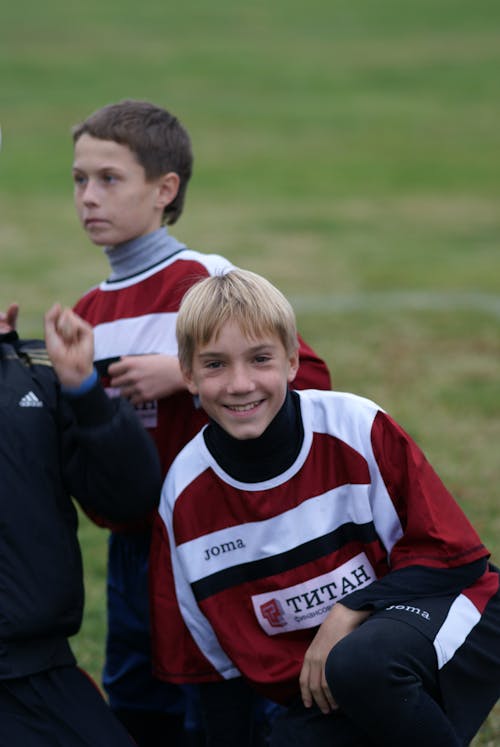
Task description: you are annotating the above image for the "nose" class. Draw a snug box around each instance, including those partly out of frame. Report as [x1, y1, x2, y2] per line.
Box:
[81, 179, 99, 206]
[226, 363, 255, 394]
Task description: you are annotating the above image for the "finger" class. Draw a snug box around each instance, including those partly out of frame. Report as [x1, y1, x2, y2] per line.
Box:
[321, 677, 338, 712]
[305, 664, 332, 715]
[6, 303, 19, 329]
[44, 303, 62, 326]
[109, 371, 132, 389]
[56, 308, 77, 342]
[44, 303, 62, 340]
[108, 358, 128, 378]
[299, 663, 313, 709]
[310, 683, 332, 715]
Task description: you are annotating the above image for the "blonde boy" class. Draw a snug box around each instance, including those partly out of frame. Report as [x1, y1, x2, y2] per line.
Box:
[151, 269, 500, 747]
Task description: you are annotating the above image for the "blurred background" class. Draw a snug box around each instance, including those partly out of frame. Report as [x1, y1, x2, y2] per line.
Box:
[2, 1, 499, 741]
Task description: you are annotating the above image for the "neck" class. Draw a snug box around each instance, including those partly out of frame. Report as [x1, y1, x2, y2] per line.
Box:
[204, 390, 303, 482]
[105, 227, 186, 281]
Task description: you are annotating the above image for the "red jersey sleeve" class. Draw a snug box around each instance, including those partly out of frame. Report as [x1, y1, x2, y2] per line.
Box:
[371, 411, 488, 571]
[150, 513, 224, 684]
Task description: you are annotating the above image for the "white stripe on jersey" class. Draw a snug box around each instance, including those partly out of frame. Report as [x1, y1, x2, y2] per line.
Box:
[433, 593, 481, 669]
[178, 483, 376, 582]
[97, 250, 234, 291]
[159, 390, 407, 678]
[301, 390, 402, 555]
[93, 312, 177, 359]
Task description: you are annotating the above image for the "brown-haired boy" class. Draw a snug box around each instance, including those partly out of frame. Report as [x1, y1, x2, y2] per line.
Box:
[71, 99, 331, 746]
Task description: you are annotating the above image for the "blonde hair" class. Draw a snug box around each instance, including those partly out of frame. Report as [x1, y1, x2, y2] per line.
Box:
[177, 269, 298, 372]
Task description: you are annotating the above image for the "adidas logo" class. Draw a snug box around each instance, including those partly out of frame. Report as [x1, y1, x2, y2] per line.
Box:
[19, 391, 43, 408]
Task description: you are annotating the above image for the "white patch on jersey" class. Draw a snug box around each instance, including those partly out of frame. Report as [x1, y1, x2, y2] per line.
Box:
[433, 593, 481, 669]
[93, 312, 178, 359]
[252, 552, 376, 635]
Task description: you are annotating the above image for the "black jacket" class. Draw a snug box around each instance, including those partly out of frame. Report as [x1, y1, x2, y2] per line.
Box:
[0, 331, 162, 679]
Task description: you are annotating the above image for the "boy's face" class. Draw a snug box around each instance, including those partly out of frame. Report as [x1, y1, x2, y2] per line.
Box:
[72, 134, 177, 247]
[183, 321, 299, 440]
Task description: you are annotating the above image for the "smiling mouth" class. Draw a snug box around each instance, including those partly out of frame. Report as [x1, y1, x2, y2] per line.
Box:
[225, 400, 263, 413]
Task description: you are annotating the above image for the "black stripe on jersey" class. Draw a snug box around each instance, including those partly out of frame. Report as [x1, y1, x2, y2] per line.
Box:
[191, 521, 379, 602]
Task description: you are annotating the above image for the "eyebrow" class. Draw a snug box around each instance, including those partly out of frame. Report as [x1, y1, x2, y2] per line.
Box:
[197, 342, 278, 358]
[72, 163, 123, 173]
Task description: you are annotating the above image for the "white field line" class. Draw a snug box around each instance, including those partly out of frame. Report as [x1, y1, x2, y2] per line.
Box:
[290, 291, 500, 318]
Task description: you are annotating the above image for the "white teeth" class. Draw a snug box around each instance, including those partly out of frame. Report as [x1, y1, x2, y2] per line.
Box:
[227, 401, 260, 412]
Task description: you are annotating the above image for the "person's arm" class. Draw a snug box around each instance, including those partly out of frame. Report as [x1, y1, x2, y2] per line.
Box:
[339, 558, 488, 612]
[44, 304, 162, 521]
[107, 353, 186, 404]
[298, 554, 486, 716]
[299, 603, 370, 714]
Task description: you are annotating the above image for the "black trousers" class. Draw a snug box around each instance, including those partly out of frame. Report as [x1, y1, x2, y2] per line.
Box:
[0, 666, 135, 746]
[272, 618, 461, 747]
[272, 604, 500, 747]
[201, 592, 499, 747]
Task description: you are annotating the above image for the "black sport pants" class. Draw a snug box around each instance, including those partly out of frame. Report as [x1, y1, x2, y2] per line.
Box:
[0, 666, 135, 746]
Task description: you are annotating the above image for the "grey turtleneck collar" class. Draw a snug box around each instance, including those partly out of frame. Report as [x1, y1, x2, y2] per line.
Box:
[104, 227, 187, 282]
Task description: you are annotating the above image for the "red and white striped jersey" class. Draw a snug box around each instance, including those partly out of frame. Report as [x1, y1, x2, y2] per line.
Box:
[151, 389, 490, 703]
[74, 250, 232, 474]
[74, 249, 331, 476]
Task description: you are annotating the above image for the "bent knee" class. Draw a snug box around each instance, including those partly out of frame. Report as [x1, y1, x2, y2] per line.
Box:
[325, 622, 399, 701]
[325, 633, 371, 698]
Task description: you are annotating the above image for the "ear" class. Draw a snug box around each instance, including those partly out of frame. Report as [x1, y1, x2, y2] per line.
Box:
[287, 349, 300, 384]
[156, 172, 180, 210]
[181, 366, 199, 396]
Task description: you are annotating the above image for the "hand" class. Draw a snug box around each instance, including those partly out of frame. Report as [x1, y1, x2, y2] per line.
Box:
[299, 603, 370, 715]
[44, 304, 95, 388]
[0, 303, 19, 333]
[108, 354, 185, 404]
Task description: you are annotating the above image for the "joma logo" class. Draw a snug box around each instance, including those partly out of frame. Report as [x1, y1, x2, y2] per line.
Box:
[204, 539, 246, 561]
[386, 604, 430, 620]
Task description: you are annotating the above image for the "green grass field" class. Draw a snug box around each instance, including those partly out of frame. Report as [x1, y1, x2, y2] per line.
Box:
[2, 0, 499, 742]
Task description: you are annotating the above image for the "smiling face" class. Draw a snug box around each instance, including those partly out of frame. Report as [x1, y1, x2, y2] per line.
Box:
[72, 134, 179, 247]
[183, 321, 299, 440]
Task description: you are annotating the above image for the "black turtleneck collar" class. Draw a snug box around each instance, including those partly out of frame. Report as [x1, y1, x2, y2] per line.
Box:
[203, 390, 304, 483]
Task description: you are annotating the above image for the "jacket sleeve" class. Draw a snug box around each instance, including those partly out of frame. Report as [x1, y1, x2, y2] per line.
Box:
[294, 333, 332, 391]
[341, 558, 488, 612]
[59, 379, 162, 522]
